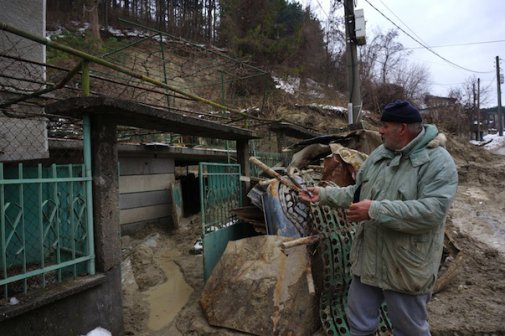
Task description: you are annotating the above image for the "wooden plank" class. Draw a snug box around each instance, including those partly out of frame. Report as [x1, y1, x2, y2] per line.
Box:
[119, 190, 170, 210]
[119, 204, 171, 225]
[119, 174, 175, 193]
[119, 157, 174, 176]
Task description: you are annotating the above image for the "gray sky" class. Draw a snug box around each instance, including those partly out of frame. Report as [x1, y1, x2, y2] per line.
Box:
[297, 0, 505, 107]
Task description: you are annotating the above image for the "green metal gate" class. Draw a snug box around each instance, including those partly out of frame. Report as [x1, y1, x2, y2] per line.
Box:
[199, 162, 252, 281]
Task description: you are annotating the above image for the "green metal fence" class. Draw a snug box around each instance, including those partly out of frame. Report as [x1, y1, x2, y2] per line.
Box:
[0, 162, 94, 299]
[0, 114, 96, 300]
[249, 150, 290, 177]
[199, 162, 242, 281]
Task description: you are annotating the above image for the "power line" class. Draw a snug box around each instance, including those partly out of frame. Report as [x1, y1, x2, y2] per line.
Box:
[363, 0, 493, 74]
[405, 39, 505, 50]
[429, 82, 465, 86]
[314, 0, 329, 19]
[377, 0, 428, 45]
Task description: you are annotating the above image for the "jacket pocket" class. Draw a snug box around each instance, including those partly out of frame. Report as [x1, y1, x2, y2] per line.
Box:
[383, 234, 434, 293]
[397, 185, 417, 201]
[397, 234, 431, 265]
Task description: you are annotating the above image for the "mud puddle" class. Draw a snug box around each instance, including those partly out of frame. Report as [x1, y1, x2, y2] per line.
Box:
[146, 246, 193, 332]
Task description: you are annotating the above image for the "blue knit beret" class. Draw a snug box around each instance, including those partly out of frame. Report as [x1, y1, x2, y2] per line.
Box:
[380, 100, 422, 123]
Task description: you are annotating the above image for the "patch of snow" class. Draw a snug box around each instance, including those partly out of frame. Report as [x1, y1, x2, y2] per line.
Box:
[153, 35, 170, 43]
[272, 74, 299, 95]
[107, 27, 125, 37]
[84, 327, 111, 336]
[482, 133, 505, 151]
[190, 239, 203, 254]
[77, 22, 90, 34]
[469, 133, 505, 155]
[46, 27, 65, 39]
[309, 103, 347, 115]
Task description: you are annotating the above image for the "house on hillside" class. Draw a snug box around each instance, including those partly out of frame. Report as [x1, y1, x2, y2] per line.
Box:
[423, 95, 459, 123]
[423, 94, 474, 136]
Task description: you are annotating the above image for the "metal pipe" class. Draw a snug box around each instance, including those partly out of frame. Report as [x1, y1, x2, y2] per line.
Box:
[0, 164, 6, 298]
[0, 22, 248, 118]
[82, 62, 96, 276]
[18, 164, 27, 293]
[38, 164, 45, 288]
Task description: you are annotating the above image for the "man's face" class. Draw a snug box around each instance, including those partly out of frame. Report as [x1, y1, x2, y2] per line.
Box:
[378, 122, 403, 150]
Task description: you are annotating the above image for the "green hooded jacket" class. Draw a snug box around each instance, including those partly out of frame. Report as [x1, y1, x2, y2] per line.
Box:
[319, 124, 458, 294]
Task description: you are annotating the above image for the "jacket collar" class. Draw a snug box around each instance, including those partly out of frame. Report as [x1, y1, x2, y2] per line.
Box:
[371, 125, 438, 167]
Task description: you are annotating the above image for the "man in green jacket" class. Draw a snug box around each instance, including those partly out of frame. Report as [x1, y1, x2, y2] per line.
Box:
[299, 100, 458, 335]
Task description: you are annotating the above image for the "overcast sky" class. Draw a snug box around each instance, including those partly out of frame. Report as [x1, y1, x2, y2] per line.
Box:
[296, 0, 505, 108]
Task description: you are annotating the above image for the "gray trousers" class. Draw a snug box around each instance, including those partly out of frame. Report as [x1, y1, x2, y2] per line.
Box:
[346, 276, 431, 336]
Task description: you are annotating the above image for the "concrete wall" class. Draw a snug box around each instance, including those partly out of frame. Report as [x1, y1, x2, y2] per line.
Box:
[0, 0, 49, 161]
[0, 269, 123, 336]
[119, 155, 176, 233]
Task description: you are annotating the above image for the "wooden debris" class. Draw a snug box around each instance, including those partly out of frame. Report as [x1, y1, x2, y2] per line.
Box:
[249, 156, 303, 193]
[280, 234, 322, 251]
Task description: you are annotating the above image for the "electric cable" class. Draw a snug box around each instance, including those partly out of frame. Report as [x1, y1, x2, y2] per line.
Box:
[405, 39, 505, 50]
[363, 0, 493, 74]
[377, 0, 428, 45]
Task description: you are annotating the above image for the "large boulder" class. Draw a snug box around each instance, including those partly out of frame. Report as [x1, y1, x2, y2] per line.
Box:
[200, 235, 318, 335]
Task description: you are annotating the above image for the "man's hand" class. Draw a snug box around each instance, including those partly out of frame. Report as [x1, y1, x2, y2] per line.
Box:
[298, 186, 320, 203]
[346, 199, 372, 222]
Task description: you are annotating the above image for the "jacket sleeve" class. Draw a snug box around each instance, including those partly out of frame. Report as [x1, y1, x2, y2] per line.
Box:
[318, 162, 367, 208]
[368, 150, 458, 234]
[319, 184, 356, 208]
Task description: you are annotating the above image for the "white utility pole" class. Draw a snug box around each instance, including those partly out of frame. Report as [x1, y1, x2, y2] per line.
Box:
[496, 56, 503, 136]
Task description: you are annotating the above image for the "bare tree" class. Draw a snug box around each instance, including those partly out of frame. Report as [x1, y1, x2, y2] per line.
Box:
[359, 29, 409, 82]
[455, 76, 491, 109]
[376, 30, 408, 83]
[84, 0, 102, 48]
[359, 34, 381, 84]
[359, 28, 419, 110]
[393, 61, 430, 105]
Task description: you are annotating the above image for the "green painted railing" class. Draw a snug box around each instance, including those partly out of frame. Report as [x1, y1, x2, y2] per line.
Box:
[199, 162, 241, 280]
[249, 150, 291, 177]
[0, 163, 94, 299]
[199, 163, 241, 234]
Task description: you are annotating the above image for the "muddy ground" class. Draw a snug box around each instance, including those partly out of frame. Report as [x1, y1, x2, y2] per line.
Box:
[121, 135, 505, 336]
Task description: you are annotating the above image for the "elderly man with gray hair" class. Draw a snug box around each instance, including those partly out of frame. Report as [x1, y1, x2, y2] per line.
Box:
[299, 100, 458, 335]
